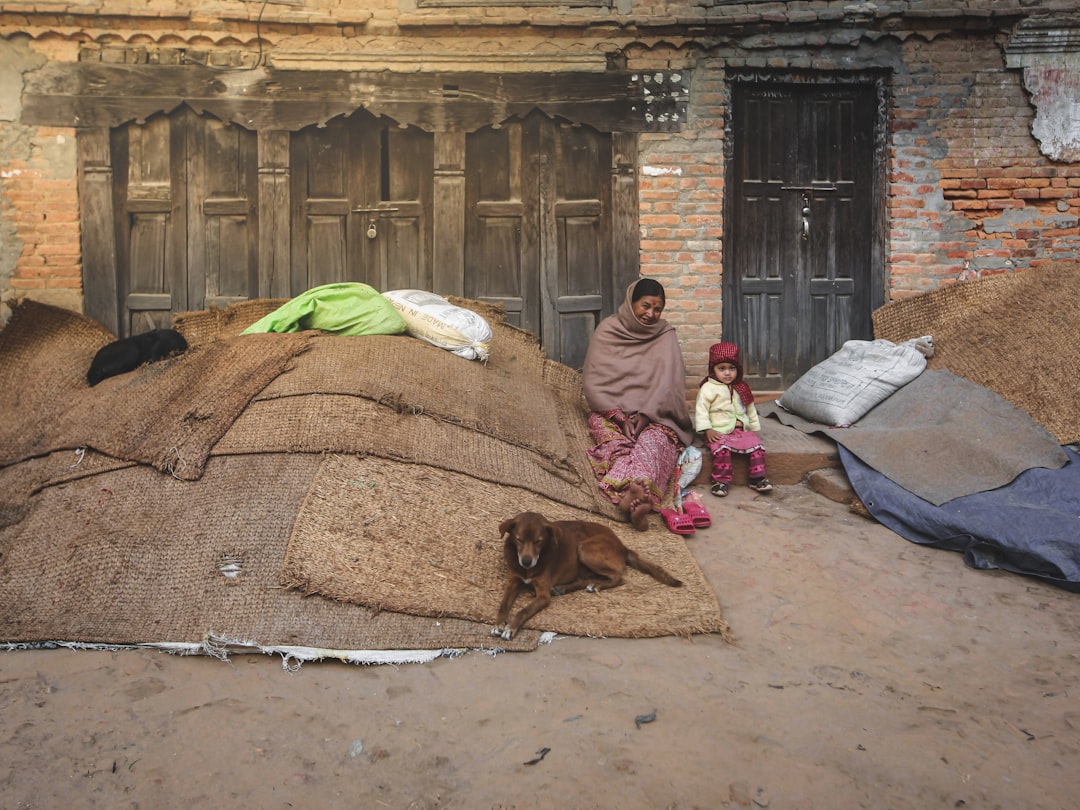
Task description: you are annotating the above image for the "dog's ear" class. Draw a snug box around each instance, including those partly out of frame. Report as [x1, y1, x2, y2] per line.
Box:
[498, 517, 516, 538]
[540, 522, 554, 545]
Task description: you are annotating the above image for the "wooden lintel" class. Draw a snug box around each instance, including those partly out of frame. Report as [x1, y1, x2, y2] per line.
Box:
[21, 62, 688, 134]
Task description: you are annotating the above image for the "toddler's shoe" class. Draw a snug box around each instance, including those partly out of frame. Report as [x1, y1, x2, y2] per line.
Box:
[710, 482, 728, 497]
[749, 477, 773, 493]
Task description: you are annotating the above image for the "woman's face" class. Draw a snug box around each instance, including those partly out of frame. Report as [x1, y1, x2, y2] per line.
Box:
[632, 294, 665, 325]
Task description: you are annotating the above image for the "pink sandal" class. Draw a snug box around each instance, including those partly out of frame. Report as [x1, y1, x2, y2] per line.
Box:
[660, 508, 695, 536]
[681, 500, 712, 529]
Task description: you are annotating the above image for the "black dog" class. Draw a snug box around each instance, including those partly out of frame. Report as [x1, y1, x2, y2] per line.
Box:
[87, 328, 189, 386]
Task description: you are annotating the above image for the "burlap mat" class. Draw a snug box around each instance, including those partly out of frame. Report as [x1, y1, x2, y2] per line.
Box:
[1, 295, 722, 653]
[0, 299, 312, 479]
[872, 261, 1080, 445]
[0, 453, 540, 653]
[281, 454, 731, 641]
[197, 298, 616, 520]
[214, 395, 608, 515]
[0, 449, 137, 530]
[173, 298, 289, 346]
[253, 333, 568, 460]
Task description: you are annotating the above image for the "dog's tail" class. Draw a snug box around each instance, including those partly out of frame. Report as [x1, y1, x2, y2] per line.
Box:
[626, 551, 682, 587]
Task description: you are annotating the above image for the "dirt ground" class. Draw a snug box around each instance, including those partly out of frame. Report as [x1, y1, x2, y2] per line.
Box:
[1, 481, 1077, 810]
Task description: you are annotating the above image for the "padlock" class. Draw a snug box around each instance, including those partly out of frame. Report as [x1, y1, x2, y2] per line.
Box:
[366, 222, 377, 239]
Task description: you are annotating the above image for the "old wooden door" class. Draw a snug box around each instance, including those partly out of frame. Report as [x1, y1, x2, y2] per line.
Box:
[101, 106, 629, 366]
[111, 107, 258, 334]
[290, 111, 433, 292]
[464, 114, 634, 370]
[725, 80, 882, 390]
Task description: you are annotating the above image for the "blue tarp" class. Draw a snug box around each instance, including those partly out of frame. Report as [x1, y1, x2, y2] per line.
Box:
[841, 445, 1080, 592]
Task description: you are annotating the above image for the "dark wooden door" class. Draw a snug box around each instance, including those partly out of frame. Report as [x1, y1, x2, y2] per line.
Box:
[110, 107, 259, 335]
[465, 114, 634, 369]
[725, 81, 881, 390]
[290, 111, 433, 292]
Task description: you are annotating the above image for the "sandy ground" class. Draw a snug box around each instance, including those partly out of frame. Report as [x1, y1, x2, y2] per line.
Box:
[1, 481, 1077, 810]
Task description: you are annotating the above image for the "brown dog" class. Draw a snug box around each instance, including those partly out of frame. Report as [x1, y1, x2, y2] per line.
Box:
[491, 511, 682, 640]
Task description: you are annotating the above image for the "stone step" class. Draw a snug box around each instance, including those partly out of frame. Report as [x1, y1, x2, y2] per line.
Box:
[691, 405, 841, 487]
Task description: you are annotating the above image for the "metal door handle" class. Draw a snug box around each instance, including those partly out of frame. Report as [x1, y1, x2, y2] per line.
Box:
[351, 206, 400, 214]
[801, 206, 810, 239]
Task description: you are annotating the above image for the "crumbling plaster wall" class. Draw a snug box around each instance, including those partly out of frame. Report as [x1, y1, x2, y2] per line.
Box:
[1024, 67, 1080, 163]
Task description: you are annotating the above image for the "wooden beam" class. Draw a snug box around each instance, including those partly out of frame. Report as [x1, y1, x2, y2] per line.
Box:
[22, 63, 688, 134]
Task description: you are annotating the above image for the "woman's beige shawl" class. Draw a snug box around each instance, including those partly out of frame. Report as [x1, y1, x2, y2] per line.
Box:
[582, 281, 695, 446]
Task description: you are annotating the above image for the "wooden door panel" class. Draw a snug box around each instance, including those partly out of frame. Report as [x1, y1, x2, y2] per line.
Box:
[463, 115, 624, 367]
[126, 213, 173, 333]
[379, 213, 422, 290]
[553, 122, 608, 370]
[292, 122, 351, 289]
[111, 109, 260, 334]
[465, 123, 530, 329]
[468, 206, 525, 325]
[374, 127, 433, 291]
[307, 218, 349, 287]
[119, 114, 181, 335]
[188, 113, 258, 309]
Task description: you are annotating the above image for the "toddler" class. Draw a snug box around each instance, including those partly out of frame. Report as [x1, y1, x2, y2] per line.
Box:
[695, 342, 773, 496]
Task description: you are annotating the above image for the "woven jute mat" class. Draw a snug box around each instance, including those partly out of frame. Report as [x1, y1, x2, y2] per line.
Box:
[0, 449, 137, 531]
[173, 298, 288, 346]
[0, 453, 540, 653]
[281, 454, 731, 641]
[873, 261, 1080, 445]
[0, 299, 313, 479]
[214, 394, 609, 515]
[202, 302, 616, 520]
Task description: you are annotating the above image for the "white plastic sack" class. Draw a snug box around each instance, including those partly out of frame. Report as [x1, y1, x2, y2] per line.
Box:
[382, 290, 493, 362]
[776, 336, 934, 427]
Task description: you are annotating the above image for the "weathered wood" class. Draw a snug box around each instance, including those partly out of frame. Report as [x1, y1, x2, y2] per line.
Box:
[611, 131, 639, 305]
[258, 131, 292, 298]
[288, 111, 434, 292]
[186, 113, 259, 311]
[465, 122, 527, 325]
[551, 122, 608, 371]
[78, 102, 640, 365]
[23, 63, 688, 134]
[433, 132, 466, 295]
[77, 128, 120, 334]
[115, 114, 185, 335]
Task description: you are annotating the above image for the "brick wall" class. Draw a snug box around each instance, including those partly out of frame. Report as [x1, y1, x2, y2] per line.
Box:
[889, 34, 1080, 298]
[633, 50, 725, 382]
[2, 127, 81, 314]
[1, 35, 82, 321]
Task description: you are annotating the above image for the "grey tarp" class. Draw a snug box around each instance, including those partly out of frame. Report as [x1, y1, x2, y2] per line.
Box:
[768, 370, 1068, 506]
[841, 446, 1080, 592]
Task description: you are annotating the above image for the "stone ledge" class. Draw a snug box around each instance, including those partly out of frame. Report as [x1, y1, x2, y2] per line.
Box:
[692, 414, 840, 487]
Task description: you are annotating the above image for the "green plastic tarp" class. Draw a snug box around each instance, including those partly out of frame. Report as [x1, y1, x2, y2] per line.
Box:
[241, 283, 407, 336]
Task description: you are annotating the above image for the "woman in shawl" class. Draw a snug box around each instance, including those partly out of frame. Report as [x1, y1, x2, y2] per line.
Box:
[582, 278, 695, 530]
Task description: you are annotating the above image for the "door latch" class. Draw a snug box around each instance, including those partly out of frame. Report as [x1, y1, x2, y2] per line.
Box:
[800, 193, 811, 240]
